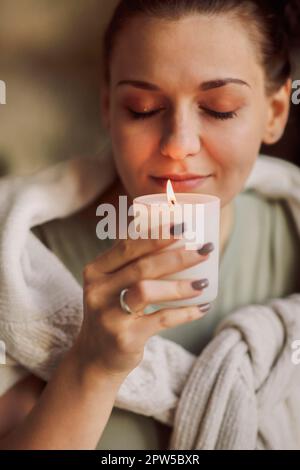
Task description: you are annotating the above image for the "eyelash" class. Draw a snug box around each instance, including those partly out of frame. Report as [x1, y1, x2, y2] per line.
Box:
[128, 109, 161, 120]
[202, 108, 238, 120]
[128, 108, 238, 121]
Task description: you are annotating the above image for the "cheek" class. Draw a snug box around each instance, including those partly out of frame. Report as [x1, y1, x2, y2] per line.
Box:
[205, 113, 263, 173]
[109, 120, 158, 196]
[110, 115, 159, 170]
[203, 114, 264, 200]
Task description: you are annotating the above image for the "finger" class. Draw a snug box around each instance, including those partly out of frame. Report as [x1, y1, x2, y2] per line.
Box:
[83, 221, 185, 283]
[115, 278, 209, 316]
[133, 304, 211, 340]
[85, 242, 214, 312]
[100, 243, 213, 300]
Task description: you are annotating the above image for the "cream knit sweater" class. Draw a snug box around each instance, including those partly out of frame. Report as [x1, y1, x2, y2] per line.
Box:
[0, 153, 300, 449]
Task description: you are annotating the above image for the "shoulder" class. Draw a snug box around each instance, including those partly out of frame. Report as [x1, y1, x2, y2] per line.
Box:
[227, 187, 300, 300]
[31, 175, 121, 251]
[237, 188, 299, 243]
[31, 200, 95, 247]
[237, 188, 300, 288]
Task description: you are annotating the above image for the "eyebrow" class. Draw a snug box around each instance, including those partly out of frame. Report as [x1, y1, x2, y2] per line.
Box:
[117, 78, 251, 91]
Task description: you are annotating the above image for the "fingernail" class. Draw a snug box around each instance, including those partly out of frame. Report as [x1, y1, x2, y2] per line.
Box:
[170, 222, 185, 236]
[197, 242, 214, 256]
[198, 303, 211, 313]
[191, 279, 209, 291]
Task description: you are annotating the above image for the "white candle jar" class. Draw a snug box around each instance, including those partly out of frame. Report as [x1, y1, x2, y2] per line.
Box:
[133, 193, 220, 309]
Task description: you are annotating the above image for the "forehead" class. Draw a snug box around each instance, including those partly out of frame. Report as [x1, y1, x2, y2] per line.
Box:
[110, 13, 263, 90]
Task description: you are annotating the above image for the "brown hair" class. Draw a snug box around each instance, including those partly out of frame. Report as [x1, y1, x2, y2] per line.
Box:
[103, 0, 300, 93]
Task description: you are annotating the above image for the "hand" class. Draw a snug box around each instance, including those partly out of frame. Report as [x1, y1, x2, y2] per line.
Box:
[77, 222, 214, 381]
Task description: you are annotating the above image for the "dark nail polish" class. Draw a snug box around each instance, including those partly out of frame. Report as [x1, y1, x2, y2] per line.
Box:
[191, 279, 209, 291]
[170, 222, 185, 236]
[197, 242, 214, 256]
[198, 303, 211, 313]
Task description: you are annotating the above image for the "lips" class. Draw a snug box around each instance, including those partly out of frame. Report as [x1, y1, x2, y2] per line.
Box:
[151, 174, 211, 190]
[152, 174, 210, 181]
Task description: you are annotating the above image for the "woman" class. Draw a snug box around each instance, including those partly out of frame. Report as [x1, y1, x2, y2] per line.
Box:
[0, 0, 300, 450]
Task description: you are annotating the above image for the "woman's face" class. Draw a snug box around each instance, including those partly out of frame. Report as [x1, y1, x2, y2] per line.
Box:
[102, 13, 288, 207]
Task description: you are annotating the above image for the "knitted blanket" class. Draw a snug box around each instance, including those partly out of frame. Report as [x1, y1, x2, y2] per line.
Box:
[0, 153, 299, 449]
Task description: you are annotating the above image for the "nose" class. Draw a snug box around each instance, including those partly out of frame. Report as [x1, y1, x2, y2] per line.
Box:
[160, 109, 201, 160]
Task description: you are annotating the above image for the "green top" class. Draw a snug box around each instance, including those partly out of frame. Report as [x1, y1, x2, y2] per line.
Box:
[32, 188, 300, 450]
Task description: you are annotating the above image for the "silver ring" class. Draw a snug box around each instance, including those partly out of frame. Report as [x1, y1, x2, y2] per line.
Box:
[120, 288, 135, 315]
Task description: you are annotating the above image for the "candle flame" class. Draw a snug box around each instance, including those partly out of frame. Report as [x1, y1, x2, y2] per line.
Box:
[167, 179, 177, 206]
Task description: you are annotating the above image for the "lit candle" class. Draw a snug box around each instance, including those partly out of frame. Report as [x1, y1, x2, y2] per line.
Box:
[133, 180, 220, 308]
[167, 179, 176, 206]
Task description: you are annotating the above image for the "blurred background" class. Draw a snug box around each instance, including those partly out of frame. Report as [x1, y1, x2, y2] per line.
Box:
[0, 0, 299, 177]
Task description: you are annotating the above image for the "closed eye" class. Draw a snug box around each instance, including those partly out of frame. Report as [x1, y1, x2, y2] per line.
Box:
[127, 108, 162, 120]
[127, 107, 238, 121]
[200, 107, 238, 120]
